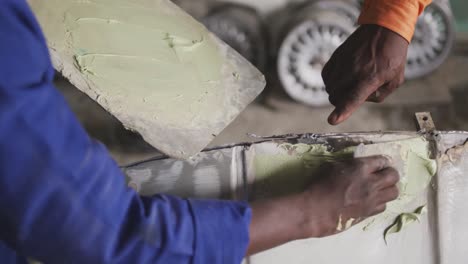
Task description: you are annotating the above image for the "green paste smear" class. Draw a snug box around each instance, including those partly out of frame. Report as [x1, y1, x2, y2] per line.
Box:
[253, 137, 437, 241]
[253, 143, 355, 199]
[384, 205, 427, 243]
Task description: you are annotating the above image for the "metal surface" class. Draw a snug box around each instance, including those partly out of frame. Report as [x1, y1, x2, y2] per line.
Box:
[277, 0, 358, 106]
[406, 1, 455, 79]
[436, 133, 468, 264]
[123, 132, 421, 200]
[124, 130, 468, 264]
[124, 148, 240, 200]
[415, 112, 437, 132]
[450, 0, 468, 32]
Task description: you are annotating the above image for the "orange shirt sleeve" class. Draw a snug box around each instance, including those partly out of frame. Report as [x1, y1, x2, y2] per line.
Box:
[358, 0, 432, 42]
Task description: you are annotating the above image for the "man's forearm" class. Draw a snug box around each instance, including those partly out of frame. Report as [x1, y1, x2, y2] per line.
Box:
[0, 1, 251, 263]
[247, 194, 308, 255]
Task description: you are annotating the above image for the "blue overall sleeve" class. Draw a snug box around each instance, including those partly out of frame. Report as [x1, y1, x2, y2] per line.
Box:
[0, 1, 251, 263]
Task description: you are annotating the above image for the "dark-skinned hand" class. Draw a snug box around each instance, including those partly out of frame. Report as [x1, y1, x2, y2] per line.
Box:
[247, 156, 399, 255]
[301, 156, 400, 237]
[322, 24, 409, 125]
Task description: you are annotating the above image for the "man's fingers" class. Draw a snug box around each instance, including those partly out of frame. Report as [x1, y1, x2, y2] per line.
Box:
[376, 186, 400, 205]
[327, 78, 352, 106]
[373, 167, 400, 190]
[328, 80, 382, 125]
[370, 204, 386, 216]
[328, 108, 343, 125]
[367, 79, 399, 103]
[323, 67, 351, 104]
[358, 155, 393, 173]
[322, 46, 346, 86]
[322, 60, 335, 86]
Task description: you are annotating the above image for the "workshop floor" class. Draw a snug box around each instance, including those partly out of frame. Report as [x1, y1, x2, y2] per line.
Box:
[55, 37, 468, 166]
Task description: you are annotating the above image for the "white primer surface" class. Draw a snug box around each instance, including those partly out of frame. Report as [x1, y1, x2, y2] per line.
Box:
[248, 137, 437, 264]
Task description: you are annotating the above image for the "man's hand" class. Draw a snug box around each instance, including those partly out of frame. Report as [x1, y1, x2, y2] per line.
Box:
[247, 156, 399, 255]
[322, 24, 409, 125]
[300, 156, 399, 237]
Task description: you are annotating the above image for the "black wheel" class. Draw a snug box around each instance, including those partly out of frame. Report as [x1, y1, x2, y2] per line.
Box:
[201, 3, 268, 73]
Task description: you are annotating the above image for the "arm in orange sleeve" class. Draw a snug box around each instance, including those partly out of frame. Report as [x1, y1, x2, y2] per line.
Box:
[358, 0, 432, 42]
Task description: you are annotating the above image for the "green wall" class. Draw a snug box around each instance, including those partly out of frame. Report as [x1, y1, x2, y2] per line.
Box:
[450, 0, 468, 32]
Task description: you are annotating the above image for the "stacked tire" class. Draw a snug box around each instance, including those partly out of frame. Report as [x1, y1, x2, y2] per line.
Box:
[175, 0, 455, 107]
[201, 3, 268, 73]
